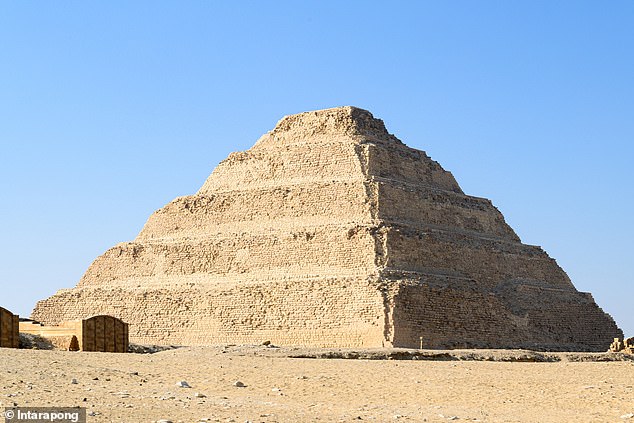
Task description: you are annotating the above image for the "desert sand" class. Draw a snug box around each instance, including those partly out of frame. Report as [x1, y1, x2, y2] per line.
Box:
[1, 346, 633, 423]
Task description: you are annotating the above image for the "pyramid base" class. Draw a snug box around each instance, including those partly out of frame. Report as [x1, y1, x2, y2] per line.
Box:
[32, 276, 621, 351]
[31, 277, 388, 348]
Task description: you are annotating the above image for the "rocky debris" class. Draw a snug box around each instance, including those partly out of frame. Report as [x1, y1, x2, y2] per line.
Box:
[175, 381, 191, 388]
[609, 337, 634, 354]
[48, 335, 80, 351]
[70, 378, 78, 384]
[260, 340, 278, 349]
[194, 392, 206, 398]
[18, 333, 54, 350]
[233, 381, 246, 388]
[621, 414, 634, 419]
[128, 343, 179, 354]
[18, 333, 80, 351]
[274, 347, 634, 362]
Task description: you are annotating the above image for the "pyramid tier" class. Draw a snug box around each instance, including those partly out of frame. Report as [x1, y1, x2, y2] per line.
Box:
[33, 277, 387, 347]
[375, 180, 519, 241]
[138, 182, 516, 244]
[78, 223, 379, 288]
[33, 274, 617, 351]
[201, 129, 461, 195]
[382, 223, 573, 291]
[201, 142, 366, 193]
[138, 181, 374, 241]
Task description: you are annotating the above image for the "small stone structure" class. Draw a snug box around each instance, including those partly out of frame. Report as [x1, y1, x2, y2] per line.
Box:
[609, 337, 634, 354]
[32, 106, 622, 351]
[0, 306, 19, 348]
[19, 315, 128, 352]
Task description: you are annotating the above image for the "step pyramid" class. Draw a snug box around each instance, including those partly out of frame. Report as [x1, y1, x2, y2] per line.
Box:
[32, 107, 621, 350]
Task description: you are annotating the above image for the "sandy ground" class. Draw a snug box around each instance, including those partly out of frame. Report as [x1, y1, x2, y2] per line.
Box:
[1, 346, 633, 423]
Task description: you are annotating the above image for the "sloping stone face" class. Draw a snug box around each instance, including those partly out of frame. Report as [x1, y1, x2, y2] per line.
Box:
[31, 106, 622, 351]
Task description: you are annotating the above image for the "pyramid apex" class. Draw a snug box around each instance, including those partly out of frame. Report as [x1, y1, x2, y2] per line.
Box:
[254, 106, 398, 148]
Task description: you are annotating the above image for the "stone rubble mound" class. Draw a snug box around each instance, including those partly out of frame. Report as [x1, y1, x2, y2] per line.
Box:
[609, 337, 634, 354]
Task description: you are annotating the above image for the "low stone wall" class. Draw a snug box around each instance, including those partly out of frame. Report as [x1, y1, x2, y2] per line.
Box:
[19, 315, 128, 353]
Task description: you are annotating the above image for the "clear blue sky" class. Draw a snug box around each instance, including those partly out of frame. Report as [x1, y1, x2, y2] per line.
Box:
[1, 2, 632, 337]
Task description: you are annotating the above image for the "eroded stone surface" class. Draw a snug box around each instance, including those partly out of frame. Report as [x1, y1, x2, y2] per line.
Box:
[31, 106, 622, 350]
[609, 337, 634, 354]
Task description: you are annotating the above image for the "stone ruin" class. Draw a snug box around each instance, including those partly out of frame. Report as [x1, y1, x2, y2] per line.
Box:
[609, 337, 634, 354]
[31, 106, 622, 351]
[19, 315, 129, 352]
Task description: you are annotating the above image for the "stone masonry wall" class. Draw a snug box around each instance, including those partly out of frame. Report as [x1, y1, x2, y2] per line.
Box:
[138, 181, 372, 241]
[389, 277, 622, 351]
[384, 224, 574, 290]
[33, 277, 387, 347]
[77, 223, 377, 288]
[200, 142, 366, 193]
[376, 182, 519, 241]
[365, 142, 463, 194]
